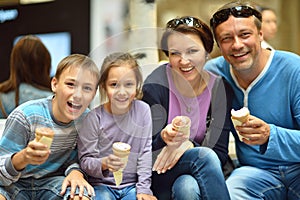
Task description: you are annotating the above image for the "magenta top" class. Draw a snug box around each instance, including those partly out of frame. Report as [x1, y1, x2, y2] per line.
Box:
[166, 64, 217, 143]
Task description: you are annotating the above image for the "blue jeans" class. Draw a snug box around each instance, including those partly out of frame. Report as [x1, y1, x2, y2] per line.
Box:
[94, 184, 136, 200]
[226, 165, 300, 200]
[151, 147, 230, 200]
[0, 176, 93, 200]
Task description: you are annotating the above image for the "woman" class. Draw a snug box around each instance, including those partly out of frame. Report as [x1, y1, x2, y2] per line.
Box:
[0, 35, 52, 118]
[142, 16, 232, 199]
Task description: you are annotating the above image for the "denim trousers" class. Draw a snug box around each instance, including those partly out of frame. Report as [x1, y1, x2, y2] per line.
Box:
[0, 176, 93, 200]
[151, 147, 230, 200]
[226, 165, 300, 200]
[93, 184, 135, 200]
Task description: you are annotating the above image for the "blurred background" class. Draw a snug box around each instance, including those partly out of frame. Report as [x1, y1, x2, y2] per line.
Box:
[0, 0, 299, 83]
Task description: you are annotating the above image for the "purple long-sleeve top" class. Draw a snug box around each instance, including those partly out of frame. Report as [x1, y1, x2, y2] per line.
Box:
[77, 100, 153, 195]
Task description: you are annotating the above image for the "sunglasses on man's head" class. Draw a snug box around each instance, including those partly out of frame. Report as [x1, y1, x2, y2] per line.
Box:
[167, 17, 203, 29]
[210, 6, 262, 28]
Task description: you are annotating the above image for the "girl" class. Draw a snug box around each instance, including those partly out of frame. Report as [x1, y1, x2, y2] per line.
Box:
[78, 52, 156, 200]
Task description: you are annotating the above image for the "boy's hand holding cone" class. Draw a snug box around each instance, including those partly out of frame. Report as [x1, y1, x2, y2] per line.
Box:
[35, 127, 54, 149]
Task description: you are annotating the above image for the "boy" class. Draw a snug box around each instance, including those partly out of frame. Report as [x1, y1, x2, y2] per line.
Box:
[0, 54, 100, 200]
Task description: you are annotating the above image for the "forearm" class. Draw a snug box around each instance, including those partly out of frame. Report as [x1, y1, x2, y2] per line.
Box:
[11, 150, 28, 171]
[0, 155, 21, 186]
[265, 124, 300, 161]
[136, 151, 153, 195]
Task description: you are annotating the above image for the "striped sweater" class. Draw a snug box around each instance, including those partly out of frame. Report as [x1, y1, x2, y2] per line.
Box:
[0, 96, 87, 186]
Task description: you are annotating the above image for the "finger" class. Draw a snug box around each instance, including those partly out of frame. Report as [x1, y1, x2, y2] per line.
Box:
[153, 147, 167, 171]
[152, 152, 164, 172]
[60, 179, 68, 195]
[136, 195, 142, 200]
[87, 184, 95, 197]
[158, 148, 176, 173]
[69, 182, 77, 199]
[153, 148, 168, 173]
[77, 184, 84, 198]
[167, 125, 178, 137]
[162, 151, 177, 172]
[167, 152, 181, 170]
[172, 133, 187, 143]
[28, 141, 48, 151]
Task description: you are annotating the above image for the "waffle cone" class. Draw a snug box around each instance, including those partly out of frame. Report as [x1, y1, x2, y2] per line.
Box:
[112, 142, 131, 186]
[35, 127, 54, 149]
[172, 116, 191, 137]
[231, 107, 250, 141]
[113, 171, 123, 186]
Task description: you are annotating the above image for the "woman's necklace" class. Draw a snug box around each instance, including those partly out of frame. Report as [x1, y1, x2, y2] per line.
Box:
[178, 75, 209, 114]
[180, 94, 197, 113]
[186, 106, 192, 113]
[171, 68, 209, 113]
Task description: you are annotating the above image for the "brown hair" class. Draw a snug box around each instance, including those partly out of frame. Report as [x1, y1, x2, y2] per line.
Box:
[54, 54, 100, 87]
[99, 52, 143, 104]
[210, 0, 262, 39]
[0, 35, 51, 107]
[161, 16, 214, 56]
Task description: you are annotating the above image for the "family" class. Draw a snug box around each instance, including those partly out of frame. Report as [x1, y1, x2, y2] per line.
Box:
[0, 1, 300, 200]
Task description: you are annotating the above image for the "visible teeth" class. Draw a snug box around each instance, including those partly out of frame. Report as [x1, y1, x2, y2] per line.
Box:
[234, 53, 246, 57]
[181, 66, 193, 72]
[68, 102, 81, 109]
[117, 98, 128, 102]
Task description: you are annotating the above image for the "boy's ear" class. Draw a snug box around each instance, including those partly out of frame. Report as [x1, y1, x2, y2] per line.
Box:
[51, 77, 58, 93]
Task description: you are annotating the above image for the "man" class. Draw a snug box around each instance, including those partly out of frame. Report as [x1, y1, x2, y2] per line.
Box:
[205, 1, 300, 199]
[259, 6, 278, 50]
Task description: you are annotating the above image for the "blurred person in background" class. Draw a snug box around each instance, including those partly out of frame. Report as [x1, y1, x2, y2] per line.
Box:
[258, 6, 278, 50]
[0, 35, 53, 118]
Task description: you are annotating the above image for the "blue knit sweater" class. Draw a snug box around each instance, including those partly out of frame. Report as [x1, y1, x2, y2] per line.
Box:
[205, 50, 300, 168]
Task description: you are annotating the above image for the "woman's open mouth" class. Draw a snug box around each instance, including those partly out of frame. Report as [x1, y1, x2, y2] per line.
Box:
[180, 66, 194, 72]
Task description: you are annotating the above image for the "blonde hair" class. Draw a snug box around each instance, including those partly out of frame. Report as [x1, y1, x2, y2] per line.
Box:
[99, 52, 143, 104]
[54, 54, 100, 90]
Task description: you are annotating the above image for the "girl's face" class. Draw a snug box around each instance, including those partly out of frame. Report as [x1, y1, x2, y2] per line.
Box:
[105, 64, 137, 115]
[168, 32, 207, 83]
[51, 66, 98, 123]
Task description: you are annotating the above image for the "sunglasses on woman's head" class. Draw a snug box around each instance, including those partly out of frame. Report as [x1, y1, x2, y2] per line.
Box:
[210, 6, 262, 28]
[167, 17, 203, 29]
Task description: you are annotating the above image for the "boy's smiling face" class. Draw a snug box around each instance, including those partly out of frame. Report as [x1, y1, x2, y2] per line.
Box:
[51, 65, 98, 123]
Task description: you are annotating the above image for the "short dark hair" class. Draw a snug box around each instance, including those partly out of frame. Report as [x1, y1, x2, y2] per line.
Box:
[210, 1, 262, 39]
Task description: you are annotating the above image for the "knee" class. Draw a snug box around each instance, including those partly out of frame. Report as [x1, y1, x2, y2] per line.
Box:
[172, 175, 200, 199]
[190, 147, 220, 167]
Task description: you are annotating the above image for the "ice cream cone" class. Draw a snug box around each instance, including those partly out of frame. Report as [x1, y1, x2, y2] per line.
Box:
[172, 116, 191, 137]
[112, 142, 131, 186]
[35, 127, 54, 149]
[231, 107, 250, 141]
